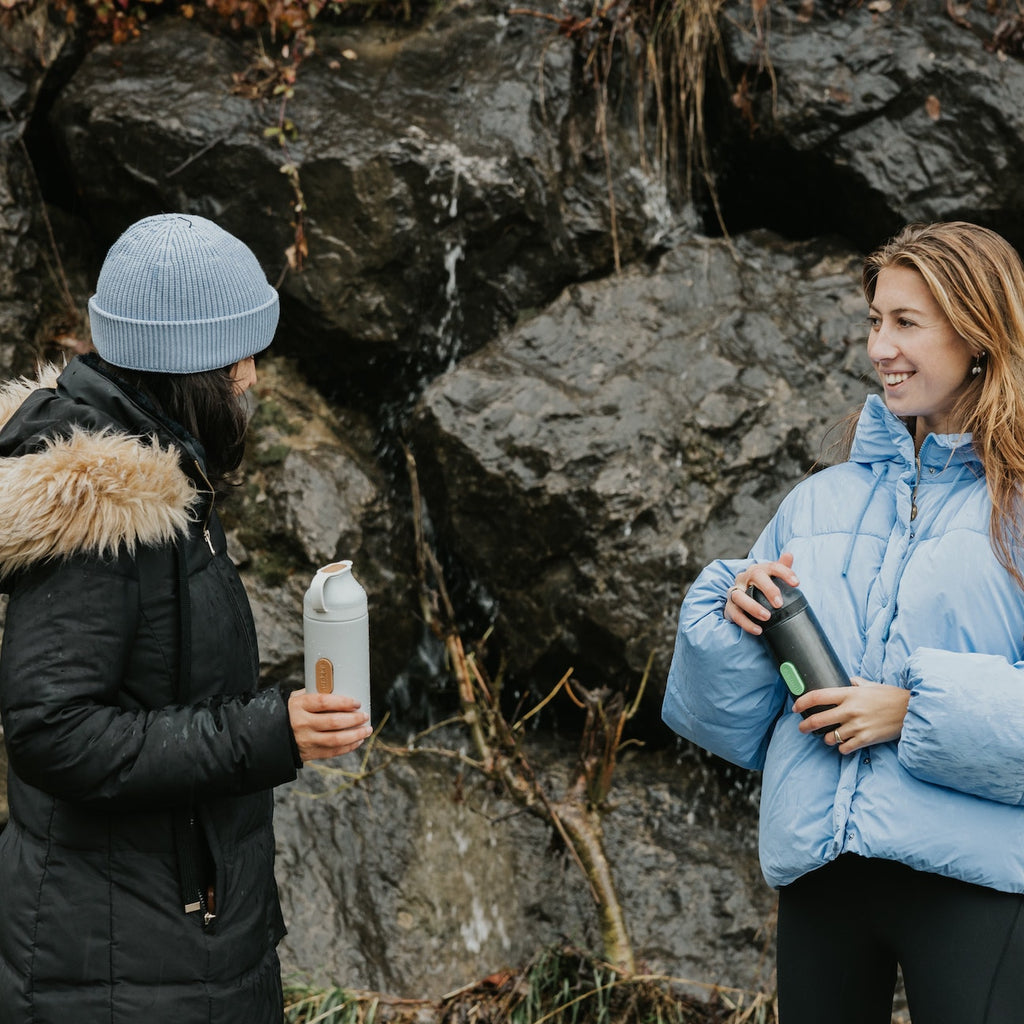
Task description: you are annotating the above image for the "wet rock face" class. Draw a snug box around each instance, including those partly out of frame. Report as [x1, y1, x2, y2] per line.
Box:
[715, 0, 1024, 250]
[15, 0, 1023, 716]
[409, 233, 874, 708]
[223, 357, 418, 697]
[275, 737, 773, 1001]
[46, 4, 672, 409]
[0, 5, 79, 376]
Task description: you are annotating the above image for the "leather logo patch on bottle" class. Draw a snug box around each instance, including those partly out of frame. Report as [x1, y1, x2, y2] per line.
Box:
[315, 657, 335, 693]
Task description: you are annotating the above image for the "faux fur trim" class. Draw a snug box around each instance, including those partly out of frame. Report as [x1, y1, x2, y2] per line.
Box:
[0, 368, 199, 574]
[0, 363, 61, 432]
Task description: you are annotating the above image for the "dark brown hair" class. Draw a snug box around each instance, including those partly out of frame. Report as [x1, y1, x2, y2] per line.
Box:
[94, 355, 249, 493]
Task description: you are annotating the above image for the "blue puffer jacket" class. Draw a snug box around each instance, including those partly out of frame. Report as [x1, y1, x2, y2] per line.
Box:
[664, 394, 1024, 893]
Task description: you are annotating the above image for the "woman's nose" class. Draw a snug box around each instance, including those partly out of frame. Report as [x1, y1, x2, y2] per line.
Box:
[867, 323, 898, 364]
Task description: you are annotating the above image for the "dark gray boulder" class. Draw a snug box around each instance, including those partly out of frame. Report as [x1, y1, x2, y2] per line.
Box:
[0, 4, 81, 375]
[274, 735, 774, 1001]
[225, 356, 418, 697]
[46, 5, 675, 408]
[409, 231, 875, 708]
[715, 0, 1024, 249]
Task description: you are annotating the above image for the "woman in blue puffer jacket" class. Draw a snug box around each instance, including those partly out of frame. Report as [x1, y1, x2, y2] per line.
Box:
[663, 221, 1024, 1024]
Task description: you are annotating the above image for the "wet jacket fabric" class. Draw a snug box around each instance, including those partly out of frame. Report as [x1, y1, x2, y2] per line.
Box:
[0, 356, 300, 1023]
[664, 394, 1024, 893]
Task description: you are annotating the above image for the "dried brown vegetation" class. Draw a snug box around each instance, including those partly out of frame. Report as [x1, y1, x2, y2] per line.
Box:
[284, 944, 782, 1023]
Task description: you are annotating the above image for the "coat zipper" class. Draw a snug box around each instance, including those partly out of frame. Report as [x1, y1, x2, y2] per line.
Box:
[179, 812, 217, 930]
[911, 456, 921, 522]
[192, 458, 216, 554]
[172, 466, 218, 932]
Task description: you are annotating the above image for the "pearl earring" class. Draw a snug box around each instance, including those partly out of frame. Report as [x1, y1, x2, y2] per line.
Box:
[972, 352, 987, 377]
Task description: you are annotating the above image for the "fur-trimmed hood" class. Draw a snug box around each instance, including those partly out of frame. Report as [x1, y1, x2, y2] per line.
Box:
[0, 363, 199, 577]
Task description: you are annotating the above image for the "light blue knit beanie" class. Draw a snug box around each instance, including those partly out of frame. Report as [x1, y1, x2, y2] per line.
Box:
[88, 213, 280, 374]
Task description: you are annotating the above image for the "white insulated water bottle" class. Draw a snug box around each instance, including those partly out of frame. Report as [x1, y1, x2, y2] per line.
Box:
[303, 561, 371, 721]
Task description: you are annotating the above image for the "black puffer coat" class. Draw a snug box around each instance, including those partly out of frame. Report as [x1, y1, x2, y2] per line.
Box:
[0, 356, 300, 1024]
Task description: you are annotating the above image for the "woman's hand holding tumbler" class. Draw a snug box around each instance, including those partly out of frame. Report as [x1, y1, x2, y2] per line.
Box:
[288, 690, 372, 762]
[724, 552, 801, 634]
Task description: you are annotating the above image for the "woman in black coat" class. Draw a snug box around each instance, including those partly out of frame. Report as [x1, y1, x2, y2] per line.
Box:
[0, 214, 372, 1023]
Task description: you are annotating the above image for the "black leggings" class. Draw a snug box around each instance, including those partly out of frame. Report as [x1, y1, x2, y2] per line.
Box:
[777, 855, 1024, 1024]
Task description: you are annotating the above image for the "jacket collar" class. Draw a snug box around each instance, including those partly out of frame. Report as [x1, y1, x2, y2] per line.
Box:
[0, 359, 198, 580]
[850, 393, 982, 474]
[61, 354, 209, 472]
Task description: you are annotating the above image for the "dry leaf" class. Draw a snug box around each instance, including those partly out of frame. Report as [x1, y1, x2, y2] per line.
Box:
[925, 94, 941, 120]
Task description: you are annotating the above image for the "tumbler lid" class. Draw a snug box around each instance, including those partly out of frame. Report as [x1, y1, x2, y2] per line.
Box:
[304, 560, 367, 621]
[748, 579, 807, 628]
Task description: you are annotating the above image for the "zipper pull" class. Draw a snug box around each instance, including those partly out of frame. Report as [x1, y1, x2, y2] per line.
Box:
[192, 458, 217, 554]
[203, 885, 217, 928]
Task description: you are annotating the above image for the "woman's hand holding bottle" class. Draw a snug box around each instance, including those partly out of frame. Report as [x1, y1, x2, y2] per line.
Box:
[287, 690, 372, 762]
[794, 679, 910, 751]
[724, 552, 800, 635]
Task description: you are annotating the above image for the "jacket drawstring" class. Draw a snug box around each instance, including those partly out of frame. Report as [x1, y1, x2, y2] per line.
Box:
[840, 452, 975, 668]
[841, 467, 887, 625]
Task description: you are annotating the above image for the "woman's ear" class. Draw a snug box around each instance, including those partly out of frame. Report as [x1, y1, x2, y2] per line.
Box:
[229, 356, 257, 395]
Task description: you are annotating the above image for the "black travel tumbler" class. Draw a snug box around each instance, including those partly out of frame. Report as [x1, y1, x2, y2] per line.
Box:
[747, 580, 851, 737]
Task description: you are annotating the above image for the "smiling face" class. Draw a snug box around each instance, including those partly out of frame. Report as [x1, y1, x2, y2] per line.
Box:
[867, 265, 977, 446]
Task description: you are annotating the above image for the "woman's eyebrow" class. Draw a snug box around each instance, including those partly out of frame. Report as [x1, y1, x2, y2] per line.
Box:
[869, 304, 925, 316]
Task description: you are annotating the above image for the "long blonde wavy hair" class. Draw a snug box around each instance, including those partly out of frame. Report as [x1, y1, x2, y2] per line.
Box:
[862, 221, 1024, 588]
